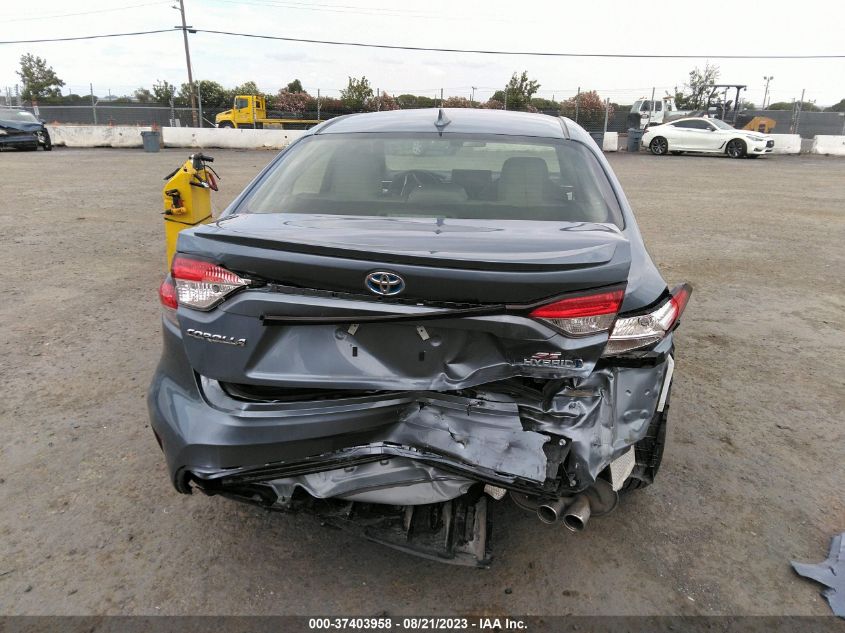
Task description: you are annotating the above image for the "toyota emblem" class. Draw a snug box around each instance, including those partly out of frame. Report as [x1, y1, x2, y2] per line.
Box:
[365, 271, 405, 296]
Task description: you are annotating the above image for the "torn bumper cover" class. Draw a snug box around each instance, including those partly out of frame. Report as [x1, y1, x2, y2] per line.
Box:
[148, 319, 673, 500]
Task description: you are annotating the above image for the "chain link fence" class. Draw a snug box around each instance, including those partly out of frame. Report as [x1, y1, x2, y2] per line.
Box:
[20, 102, 845, 139]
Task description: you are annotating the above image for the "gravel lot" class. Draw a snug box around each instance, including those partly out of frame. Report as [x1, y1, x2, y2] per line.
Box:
[1, 148, 843, 616]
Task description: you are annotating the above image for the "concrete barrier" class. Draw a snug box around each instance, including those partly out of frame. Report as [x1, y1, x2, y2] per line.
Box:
[768, 134, 801, 155]
[810, 135, 845, 156]
[47, 125, 151, 148]
[602, 132, 619, 152]
[161, 127, 305, 150]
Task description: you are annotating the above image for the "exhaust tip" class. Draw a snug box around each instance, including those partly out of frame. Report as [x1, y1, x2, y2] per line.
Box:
[537, 505, 559, 525]
[562, 495, 591, 532]
[563, 514, 587, 532]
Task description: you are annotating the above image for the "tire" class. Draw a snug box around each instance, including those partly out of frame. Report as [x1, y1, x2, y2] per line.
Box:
[620, 392, 670, 492]
[217, 121, 234, 128]
[649, 136, 669, 156]
[726, 138, 746, 159]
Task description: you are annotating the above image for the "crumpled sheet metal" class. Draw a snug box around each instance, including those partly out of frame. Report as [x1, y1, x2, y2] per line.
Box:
[395, 395, 550, 482]
[792, 532, 845, 617]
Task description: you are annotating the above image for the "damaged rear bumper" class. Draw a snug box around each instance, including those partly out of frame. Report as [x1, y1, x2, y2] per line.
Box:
[147, 319, 673, 500]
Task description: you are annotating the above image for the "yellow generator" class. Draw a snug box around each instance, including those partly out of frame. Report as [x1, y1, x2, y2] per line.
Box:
[161, 154, 219, 266]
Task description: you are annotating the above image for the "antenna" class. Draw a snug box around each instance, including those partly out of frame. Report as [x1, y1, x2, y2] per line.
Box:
[434, 108, 451, 136]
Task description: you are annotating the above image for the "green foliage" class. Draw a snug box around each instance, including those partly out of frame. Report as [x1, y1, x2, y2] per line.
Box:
[134, 88, 154, 103]
[153, 80, 177, 105]
[286, 79, 304, 93]
[441, 96, 478, 108]
[677, 63, 720, 109]
[17, 54, 65, 101]
[340, 76, 374, 111]
[828, 98, 845, 112]
[502, 71, 541, 111]
[188, 80, 228, 108]
[530, 97, 558, 111]
[768, 100, 820, 112]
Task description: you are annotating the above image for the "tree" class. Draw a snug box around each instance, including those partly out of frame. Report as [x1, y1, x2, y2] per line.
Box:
[828, 98, 845, 112]
[530, 96, 558, 111]
[502, 71, 541, 111]
[134, 88, 154, 103]
[560, 90, 613, 126]
[276, 89, 312, 114]
[183, 80, 228, 108]
[769, 100, 820, 112]
[286, 79, 304, 93]
[481, 99, 504, 110]
[441, 96, 477, 108]
[17, 54, 65, 101]
[340, 76, 373, 112]
[153, 80, 177, 105]
[366, 91, 399, 112]
[676, 63, 720, 109]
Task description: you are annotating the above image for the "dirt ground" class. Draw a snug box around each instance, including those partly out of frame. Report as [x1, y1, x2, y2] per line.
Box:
[0, 148, 843, 616]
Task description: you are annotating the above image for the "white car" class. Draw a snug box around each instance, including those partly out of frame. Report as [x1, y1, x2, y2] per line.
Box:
[641, 117, 775, 158]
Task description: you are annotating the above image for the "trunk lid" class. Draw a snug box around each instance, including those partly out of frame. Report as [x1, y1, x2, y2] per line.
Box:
[175, 213, 632, 390]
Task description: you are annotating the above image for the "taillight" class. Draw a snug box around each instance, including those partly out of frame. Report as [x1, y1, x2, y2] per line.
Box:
[604, 283, 692, 356]
[171, 255, 250, 310]
[529, 288, 624, 336]
[158, 275, 178, 310]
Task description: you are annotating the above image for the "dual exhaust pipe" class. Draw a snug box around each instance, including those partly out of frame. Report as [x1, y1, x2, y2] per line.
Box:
[537, 494, 592, 532]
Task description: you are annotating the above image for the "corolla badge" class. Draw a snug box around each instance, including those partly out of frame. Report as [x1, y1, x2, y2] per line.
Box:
[185, 328, 246, 346]
[365, 271, 405, 296]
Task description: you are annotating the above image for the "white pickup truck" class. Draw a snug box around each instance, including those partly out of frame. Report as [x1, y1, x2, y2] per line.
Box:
[630, 96, 696, 129]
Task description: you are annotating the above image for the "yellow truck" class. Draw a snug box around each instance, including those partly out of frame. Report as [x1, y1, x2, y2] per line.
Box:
[215, 94, 321, 129]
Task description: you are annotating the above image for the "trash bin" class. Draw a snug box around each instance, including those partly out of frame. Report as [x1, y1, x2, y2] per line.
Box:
[141, 130, 161, 153]
[627, 128, 644, 152]
[589, 131, 605, 149]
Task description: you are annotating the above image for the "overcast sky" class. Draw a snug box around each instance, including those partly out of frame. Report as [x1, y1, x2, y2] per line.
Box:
[1, 0, 843, 106]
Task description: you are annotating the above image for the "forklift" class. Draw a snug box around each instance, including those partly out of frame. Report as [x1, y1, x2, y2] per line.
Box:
[707, 84, 777, 133]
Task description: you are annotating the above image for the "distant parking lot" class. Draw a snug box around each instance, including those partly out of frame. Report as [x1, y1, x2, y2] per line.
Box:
[1, 149, 843, 615]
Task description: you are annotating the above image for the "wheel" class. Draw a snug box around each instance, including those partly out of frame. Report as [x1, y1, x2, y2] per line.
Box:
[621, 391, 670, 491]
[671, 151, 683, 156]
[726, 138, 746, 159]
[217, 121, 234, 128]
[37, 130, 52, 151]
[649, 136, 668, 156]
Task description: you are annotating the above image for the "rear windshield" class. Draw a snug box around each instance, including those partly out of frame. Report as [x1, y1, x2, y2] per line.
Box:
[239, 133, 623, 226]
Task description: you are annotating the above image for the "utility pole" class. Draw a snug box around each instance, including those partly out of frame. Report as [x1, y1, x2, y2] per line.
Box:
[176, 0, 198, 127]
[649, 86, 655, 124]
[574, 86, 581, 122]
[504, 90, 508, 111]
[90, 83, 97, 125]
[762, 76, 773, 109]
[196, 81, 203, 128]
[317, 89, 321, 121]
[794, 88, 806, 134]
[440, 88, 444, 107]
[470, 86, 477, 106]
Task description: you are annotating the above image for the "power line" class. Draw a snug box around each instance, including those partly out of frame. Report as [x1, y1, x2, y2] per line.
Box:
[191, 29, 845, 59]
[3, 2, 171, 23]
[0, 30, 173, 44]
[2, 26, 843, 59]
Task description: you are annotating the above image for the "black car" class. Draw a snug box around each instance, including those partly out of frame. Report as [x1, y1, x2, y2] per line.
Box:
[148, 109, 691, 566]
[0, 109, 51, 151]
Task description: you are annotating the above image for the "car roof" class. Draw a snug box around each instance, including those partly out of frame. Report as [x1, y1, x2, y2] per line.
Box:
[309, 108, 579, 141]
